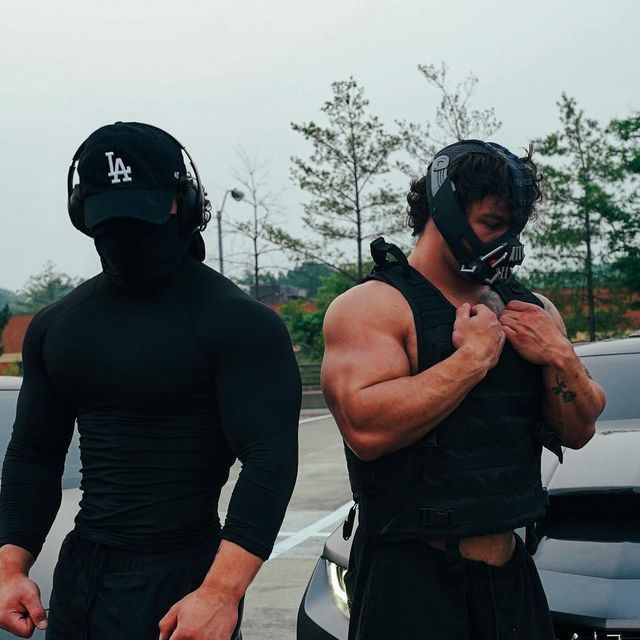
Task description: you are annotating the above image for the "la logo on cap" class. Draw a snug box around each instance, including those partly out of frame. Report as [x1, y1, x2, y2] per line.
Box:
[105, 151, 132, 184]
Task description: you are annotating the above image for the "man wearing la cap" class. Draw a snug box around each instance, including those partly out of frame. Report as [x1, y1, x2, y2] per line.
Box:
[322, 140, 606, 639]
[0, 122, 301, 640]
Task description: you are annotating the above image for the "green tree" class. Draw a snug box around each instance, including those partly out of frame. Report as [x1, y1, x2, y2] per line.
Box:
[521, 267, 633, 339]
[530, 94, 636, 341]
[0, 288, 15, 309]
[0, 304, 10, 357]
[289, 77, 403, 280]
[610, 249, 640, 295]
[15, 263, 80, 313]
[279, 302, 325, 362]
[608, 112, 640, 295]
[279, 267, 362, 361]
[397, 62, 501, 176]
[279, 263, 333, 298]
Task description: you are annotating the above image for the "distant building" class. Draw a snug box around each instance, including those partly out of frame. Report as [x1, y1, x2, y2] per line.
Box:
[0, 314, 32, 374]
[251, 284, 308, 306]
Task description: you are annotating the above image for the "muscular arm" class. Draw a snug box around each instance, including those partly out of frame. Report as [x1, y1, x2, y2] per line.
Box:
[0, 312, 75, 559]
[322, 283, 504, 461]
[0, 311, 75, 635]
[160, 292, 301, 640]
[214, 299, 301, 561]
[500, 296, 605, 449]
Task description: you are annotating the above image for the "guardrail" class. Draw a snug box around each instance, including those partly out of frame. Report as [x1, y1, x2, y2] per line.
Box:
[299, 363, 321, 388]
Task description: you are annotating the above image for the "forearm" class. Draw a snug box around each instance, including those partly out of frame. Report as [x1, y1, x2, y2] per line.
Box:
[222, 452, 297, 560]
[542, 342, 605, 448]
[0, 544, 35, 577]
[332, 346, 488, 460]
[201, 540, 262, 602]
[158, 539, 264, 640]
[0, 446, 64, 558]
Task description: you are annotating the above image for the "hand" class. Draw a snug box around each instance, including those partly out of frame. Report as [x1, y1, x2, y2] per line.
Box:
[452, 303, 505, 371]
[158, 585, 239, 640]
[0, 572, 47, 638]
[499, 300, 571, 366]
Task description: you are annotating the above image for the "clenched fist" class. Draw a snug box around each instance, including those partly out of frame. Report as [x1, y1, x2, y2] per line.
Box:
[452, 303, 505, 372]
[0, 573, 47, 638]
[499, 300, 571, 367]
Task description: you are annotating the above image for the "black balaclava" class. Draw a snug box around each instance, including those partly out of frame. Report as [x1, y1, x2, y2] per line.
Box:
[94, 216, 192, 289]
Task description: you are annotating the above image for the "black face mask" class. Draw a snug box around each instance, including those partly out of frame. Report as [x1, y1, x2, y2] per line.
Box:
[93, 217, 191, 287]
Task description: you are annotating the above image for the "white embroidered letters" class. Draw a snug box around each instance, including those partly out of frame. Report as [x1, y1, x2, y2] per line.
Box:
[105, 151, 132, 184]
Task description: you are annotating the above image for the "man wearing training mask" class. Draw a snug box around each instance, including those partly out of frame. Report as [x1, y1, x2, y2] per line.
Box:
[0, 122, 301, 640]
[322, 140, 606, 639]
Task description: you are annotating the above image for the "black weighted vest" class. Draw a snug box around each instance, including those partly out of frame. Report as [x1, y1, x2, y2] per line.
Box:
[346, 243, 562, 541]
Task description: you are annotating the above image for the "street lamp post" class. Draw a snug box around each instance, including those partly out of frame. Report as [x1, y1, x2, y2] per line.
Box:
[216, 188, 244, 275]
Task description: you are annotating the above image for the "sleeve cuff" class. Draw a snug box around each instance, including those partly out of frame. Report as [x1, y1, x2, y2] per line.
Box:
[221, 530, 272, 561]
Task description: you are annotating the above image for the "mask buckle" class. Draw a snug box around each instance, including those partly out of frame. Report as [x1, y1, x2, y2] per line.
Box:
[460, 243, 510, 283]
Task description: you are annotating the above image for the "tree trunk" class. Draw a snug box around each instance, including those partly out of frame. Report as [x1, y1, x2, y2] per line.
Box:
[584, 207, 596, 341]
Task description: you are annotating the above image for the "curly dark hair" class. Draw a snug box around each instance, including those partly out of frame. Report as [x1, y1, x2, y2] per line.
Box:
[406, 146, 543, 236]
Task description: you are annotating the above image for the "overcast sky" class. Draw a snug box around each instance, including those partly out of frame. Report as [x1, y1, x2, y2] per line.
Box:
[1, 0, 639, 291]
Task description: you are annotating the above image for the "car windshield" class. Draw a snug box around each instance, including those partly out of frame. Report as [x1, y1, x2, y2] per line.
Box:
[580, 353, 640, 422]
[0, 389, 81, 487]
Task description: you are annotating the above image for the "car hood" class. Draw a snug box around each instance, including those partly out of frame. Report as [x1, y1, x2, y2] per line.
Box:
[545, 419, 640, 493]
[536, 422, 640, 629]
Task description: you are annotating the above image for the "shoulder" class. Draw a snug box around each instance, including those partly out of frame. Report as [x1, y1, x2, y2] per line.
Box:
[21, 277, 99, 355]
[190, 262, 281, 320]
[324, 279, 413, 342]
[183, 261, 246, 300]
[183, 262, 289, 345]
[26, 277, 99, 338]
[532, 291, 558, 315]
[533, 292, 567, 335]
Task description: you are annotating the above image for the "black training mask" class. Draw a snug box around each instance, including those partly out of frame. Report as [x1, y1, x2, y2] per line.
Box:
[426, 139, 534, 285]
[93, 216, 191, 287]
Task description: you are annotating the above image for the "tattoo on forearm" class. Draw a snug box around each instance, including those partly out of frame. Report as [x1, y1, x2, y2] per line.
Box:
[551, 375, 577, 403]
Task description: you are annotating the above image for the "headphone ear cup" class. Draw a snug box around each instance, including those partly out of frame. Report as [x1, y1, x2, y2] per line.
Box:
[68, 186, 91, 236]
[176, 183, 200, 234]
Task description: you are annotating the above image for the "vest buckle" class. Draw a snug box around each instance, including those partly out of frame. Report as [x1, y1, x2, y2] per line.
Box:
[418, 508, 454, 527]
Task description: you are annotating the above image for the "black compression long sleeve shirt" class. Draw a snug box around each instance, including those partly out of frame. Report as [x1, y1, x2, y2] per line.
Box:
[0, 258, 301, 560]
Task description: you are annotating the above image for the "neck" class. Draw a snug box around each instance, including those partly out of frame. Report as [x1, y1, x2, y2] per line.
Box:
[408, 229, 487, 307]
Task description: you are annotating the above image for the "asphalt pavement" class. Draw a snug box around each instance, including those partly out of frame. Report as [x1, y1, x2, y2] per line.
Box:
[218, 412, 351, 640]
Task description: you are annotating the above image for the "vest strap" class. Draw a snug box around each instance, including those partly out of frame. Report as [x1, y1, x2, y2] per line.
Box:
[365, 483, 548, 540]
[531, 422, 564, 462]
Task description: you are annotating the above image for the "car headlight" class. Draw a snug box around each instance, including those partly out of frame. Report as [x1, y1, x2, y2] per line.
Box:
[325, 558, 350, 618]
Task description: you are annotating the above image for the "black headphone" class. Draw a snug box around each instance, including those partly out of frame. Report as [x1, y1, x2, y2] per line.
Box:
[67, 124, 210, 237]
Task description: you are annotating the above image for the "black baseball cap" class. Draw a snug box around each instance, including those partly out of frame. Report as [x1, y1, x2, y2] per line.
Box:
[75, 122, 187, 230]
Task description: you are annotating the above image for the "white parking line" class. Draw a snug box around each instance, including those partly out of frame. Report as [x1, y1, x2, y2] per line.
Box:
[270, 501, 353, 559]
[299, 414, 332, 424]
[277, 531, 332, 537]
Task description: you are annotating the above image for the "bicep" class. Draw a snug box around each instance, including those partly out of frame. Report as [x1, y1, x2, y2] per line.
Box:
[212, 303, 301, 559]
[0, 318, 75, 557]
[8, 319, 75, 464]
[321, 293, 411, 417]
[214, 305, 301, 459]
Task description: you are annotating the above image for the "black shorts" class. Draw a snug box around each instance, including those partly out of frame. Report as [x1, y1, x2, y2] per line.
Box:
[46, 532, 243, 640]
[347, 532, 555, 640]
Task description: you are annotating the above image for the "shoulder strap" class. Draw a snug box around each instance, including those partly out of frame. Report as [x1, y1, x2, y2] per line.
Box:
[491, 276, 544, 307]
[369, 237, 411, 275]
[365, 238, 457, 372]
